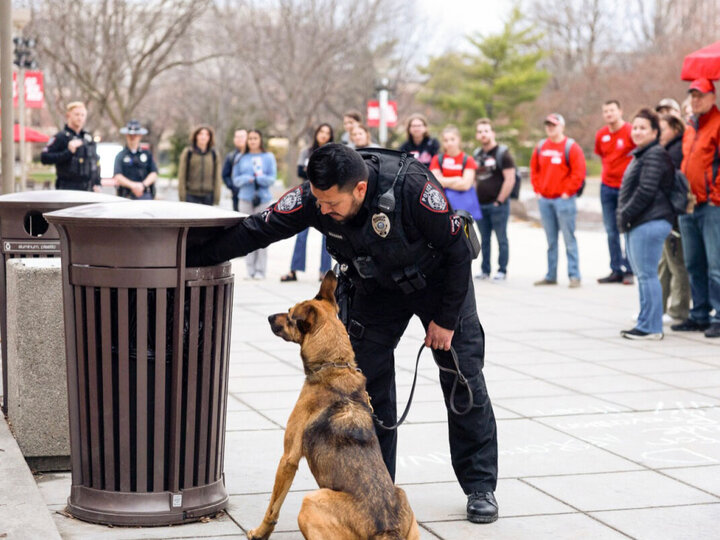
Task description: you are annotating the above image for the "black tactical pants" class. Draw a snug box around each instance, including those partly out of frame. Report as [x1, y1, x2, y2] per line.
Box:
[347, 278, 498, 494]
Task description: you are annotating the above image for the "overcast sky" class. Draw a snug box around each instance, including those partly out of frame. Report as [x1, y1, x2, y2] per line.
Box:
[415, 0, 512, 56]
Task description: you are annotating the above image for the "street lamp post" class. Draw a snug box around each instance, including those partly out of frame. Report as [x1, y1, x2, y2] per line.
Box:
[376, 77, 390, 147]
[14, 37, 38, 192]
[0, 2, 14, 194]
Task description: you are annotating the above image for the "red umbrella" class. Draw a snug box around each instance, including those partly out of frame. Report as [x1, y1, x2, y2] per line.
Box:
[0, 124, 50, 143]
[681, 40, 720, 81]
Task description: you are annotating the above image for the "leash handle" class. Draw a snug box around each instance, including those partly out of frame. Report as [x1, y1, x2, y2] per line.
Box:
[373, 343, 473, 431]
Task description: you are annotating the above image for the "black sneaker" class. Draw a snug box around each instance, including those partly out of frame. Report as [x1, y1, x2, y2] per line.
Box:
[597, 271, 624, 283]
[620, 328, 663, 340]
[467, 491, 498, 523]
[671, 318, 710, 332]
[705, 323, 720, 338]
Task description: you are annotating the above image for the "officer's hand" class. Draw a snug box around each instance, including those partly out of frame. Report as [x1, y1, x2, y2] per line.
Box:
[68, 139, 83, 153]
[426, 321, 454, 351]
[92, 185, 102, 193]
[131, 182, 145, 198]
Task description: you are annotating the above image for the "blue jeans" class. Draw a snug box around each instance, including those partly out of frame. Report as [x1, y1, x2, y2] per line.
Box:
[537, 196, 580, 281]
[478, 201, 510, 275]
[290, 228, 332, 273]
[678, 204, 720, 324]
[626, 219, 672, 333]
[600, 183, 631, 274]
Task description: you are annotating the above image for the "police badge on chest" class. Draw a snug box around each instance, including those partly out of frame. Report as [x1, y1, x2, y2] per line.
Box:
[371, 213, 391, 238]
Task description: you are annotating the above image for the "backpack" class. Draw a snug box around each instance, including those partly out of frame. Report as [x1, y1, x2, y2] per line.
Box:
[493, 144, 522, 199]
[665, 169, 690, 215]
[437, 153, 468, 172]
[537, 137, 586, 196]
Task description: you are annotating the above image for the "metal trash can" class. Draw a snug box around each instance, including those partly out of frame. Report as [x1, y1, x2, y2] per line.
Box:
[44, 201, 243, 526]
[0, 191, 126, 414]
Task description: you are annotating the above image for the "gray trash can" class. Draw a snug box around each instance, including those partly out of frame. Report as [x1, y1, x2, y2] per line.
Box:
[44, 201, 243, 526]
[0, 190, 126, 414]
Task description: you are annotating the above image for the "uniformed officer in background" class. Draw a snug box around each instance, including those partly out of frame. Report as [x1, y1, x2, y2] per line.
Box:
[113, 120, 158, 200]
[40, 101, 101, 191]
[188, 143, 500, 524]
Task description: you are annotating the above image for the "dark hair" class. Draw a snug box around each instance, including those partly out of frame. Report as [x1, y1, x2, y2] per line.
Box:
[604, 99, 621, 108]
[247, 129, 265, 153]
[311, 123, 335, 153]
[406, 113, 428, 140]
[660, 113, 684, 137]
[191, 125, 215, 149]
[306, 143, 368, 191]
[632, 108, 660, 133]
[343, 109, 362, 123]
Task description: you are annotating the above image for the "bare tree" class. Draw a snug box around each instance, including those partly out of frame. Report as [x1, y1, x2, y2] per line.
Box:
[29, 0, 217, 136]
[217, 0, 419, 184]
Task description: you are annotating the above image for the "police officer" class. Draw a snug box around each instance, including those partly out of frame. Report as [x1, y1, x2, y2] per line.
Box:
[40, 101, 101, 191]
[189, 143, 499, 524]
[113, 120, 158, 200]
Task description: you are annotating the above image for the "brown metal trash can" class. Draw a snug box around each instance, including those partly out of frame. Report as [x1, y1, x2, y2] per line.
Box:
[44, 201, 243, 526]
[0, 190, 126, 414]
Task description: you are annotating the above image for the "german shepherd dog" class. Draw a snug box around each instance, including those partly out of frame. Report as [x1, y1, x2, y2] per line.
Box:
[248, 272, 420, 540]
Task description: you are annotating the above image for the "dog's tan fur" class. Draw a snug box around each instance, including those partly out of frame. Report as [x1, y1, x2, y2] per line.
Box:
[247, 272, 419, 540]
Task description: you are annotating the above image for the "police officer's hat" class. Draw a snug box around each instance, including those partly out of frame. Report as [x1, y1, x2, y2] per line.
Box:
[119, 119, 148, 135]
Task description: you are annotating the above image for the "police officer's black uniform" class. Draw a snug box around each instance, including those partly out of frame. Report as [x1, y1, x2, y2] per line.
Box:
[40, 124, 100, 191]
[113, 146, 158, 200]
[189, 148, 498, 517]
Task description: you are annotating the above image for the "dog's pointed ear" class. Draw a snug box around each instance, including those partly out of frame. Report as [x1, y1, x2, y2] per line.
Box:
[316, 271, 338, 304]
[291, 303, 317, 334]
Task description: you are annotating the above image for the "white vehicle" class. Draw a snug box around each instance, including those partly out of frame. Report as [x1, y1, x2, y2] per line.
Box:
[96, 142, 123, 184]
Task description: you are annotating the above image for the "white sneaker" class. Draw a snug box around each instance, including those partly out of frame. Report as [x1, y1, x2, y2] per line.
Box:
[492, 272, 506, 282]
[475, 273, 490, 280]
[662, 313, 682, 325]
[631, 312, 638, 322]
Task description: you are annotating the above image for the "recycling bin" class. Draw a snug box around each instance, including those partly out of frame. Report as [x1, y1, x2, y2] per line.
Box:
[44, 201, 243, 526]
[0, 190, 126, 414]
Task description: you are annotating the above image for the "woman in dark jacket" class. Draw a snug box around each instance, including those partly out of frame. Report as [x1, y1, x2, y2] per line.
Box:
[617, 108, 675, 340]
[657, 114, 691, 324]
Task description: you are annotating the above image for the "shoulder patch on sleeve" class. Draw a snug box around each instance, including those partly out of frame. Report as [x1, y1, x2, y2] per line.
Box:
[419, 181, 448, 213]
[274, 185, 303, 214]
[43, 136, 56, 150]
[450, 214, 462, 235]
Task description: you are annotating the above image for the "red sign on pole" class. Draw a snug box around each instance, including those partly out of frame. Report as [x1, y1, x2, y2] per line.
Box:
[366, 100, 398, 127]
[12, 71, 45, 108]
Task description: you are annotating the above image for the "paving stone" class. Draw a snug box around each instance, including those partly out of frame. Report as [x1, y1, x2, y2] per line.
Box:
[549, 373, 670, 394]
[590, 503, 720, 540]
[596, 356, 716, 375]
[497, 419, 640, 478]
[661, 465, 720, 496]
[525, 470, 717, 511]
[594, 389, 720, 411]
[423, 512, 627, 539]
[538, 408, 720, 469]
[498, 394, 630, 418]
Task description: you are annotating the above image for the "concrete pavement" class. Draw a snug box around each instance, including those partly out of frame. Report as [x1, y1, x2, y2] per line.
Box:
[2, 182, 720, 539]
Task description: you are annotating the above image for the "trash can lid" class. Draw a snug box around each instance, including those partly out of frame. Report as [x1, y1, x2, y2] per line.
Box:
[44, 200, 245, 228]
[0, 190, 125, 208]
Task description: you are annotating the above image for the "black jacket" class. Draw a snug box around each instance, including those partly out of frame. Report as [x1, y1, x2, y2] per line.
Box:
[189, 150, 472, 330]
[617, 140, 674, 233]
[40, 124, 100, 190]
[664, 134, 683, 170]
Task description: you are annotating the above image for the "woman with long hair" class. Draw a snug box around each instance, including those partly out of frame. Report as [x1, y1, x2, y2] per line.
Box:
[399, 113, 439, 167]
[281, 123, 335, 282]
[177, 125, 222, 205]
[233, 129, 277, 279]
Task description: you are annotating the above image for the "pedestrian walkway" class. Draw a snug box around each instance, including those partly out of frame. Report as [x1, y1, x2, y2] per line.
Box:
[2, 186, 719, 539]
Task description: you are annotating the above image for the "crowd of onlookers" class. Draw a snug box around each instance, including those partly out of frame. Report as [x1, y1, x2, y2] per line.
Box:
[42, 77, 720, 341]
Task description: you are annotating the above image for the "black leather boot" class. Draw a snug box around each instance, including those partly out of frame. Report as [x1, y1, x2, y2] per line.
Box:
[467, 491, 499, 523]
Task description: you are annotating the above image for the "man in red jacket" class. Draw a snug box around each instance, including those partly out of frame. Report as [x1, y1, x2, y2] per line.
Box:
[594, 100, 636, 285]
[671, 78, 720, 338]
[531, 113, 586, 288]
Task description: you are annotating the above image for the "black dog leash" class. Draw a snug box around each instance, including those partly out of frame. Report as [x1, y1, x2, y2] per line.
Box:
[373, 343, 474, 431]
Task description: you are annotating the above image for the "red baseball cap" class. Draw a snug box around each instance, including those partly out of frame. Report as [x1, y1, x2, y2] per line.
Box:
[544, 113, 565, 126]
[688, 78, 716, 94]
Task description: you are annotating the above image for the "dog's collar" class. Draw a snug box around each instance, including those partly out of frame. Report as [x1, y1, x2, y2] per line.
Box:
[310, 362, 361, 374]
